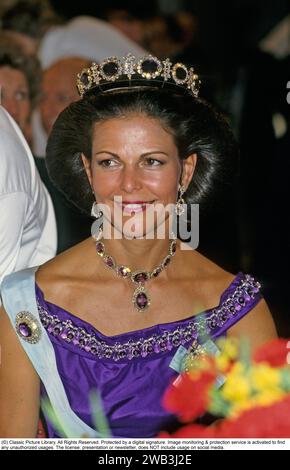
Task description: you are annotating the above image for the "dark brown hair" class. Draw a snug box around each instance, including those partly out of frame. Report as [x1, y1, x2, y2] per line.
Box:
[46, 88, 239, 215]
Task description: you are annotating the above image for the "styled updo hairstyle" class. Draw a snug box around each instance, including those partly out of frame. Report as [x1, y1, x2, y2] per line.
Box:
[46, 88, 239, 215]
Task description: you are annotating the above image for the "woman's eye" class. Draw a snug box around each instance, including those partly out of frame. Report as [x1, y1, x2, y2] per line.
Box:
[143, 158, 164, 166]
[98, 159, 118, 167]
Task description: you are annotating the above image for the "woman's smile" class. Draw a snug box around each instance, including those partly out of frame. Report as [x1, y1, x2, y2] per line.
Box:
[119, 200, 156, 214]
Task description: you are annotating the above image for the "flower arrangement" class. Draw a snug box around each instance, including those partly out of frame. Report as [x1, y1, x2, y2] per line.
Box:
[159, 337, 290, 438]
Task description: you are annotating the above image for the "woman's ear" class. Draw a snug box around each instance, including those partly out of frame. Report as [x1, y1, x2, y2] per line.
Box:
[181, 153, 197, 188]
[81, 153, 93, 187]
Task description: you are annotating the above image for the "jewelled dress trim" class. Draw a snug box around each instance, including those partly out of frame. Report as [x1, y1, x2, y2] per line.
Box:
[37, 275, 261, 362]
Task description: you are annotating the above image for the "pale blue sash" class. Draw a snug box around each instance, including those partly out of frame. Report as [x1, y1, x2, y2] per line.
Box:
[0, 267, 99, 438]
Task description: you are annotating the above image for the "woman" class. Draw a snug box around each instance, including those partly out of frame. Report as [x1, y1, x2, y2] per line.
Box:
[0, 54, 277, 438]
[0, 36, 41, 145]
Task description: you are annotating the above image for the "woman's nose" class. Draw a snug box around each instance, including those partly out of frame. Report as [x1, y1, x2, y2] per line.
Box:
[120, 166, 142, 193]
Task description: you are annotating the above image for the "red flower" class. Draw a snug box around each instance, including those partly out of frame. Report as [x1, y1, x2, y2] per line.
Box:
[158, 395, 290, 438]
[254, 338, 290, 367]
[162, 371, 216, 423]
[219, 395, 290, 438]
[158, 423, 217, 438]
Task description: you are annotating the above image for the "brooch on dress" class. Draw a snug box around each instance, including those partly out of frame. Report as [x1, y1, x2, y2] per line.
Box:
[15, 311, 42, 344]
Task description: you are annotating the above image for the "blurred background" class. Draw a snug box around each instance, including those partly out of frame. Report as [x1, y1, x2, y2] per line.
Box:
[0, 0, 289, 335]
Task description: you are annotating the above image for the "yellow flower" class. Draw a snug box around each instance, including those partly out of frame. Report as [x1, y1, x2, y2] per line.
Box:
[229, 361, 246, 376]
[222, 362, 286, 418]
[251, 364, 280, 391]
[252, 389, 286, 408]
[215, 353, 231, 372]
[229, 399, 253, 418]
[221, 362, 251, 402]
[217, 337, 239, 360]
[223, 338, 239, 360]
[226, 389, 287, 419]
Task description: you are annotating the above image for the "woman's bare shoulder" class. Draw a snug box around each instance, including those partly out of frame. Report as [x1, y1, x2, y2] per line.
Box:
[183, 248, 277, 347]
[177, 244, 237, 310]
[179, 244, 236, 291]
[36, 238, 94, 299]
[228, 299, 277, 347]
[197, 255, 236, 305]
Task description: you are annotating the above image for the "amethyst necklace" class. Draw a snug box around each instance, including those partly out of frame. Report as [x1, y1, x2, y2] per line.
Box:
[93, 231, 177, 313]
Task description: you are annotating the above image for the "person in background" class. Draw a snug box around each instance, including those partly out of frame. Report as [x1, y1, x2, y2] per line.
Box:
[32, 15, 146, 156]
[33, 57, 95, 254]
[143, 14, 185, 60]
[97, 4, 148, 46]
[35, 56, 94, 253]
[0, 37, 92, 253]
[38, 15, 146, 71]
[39, 57, 91, 137]
[0, 0, 60, 56]
[48, 0, 158, 48]
[0, 37, 41, 145]
[0, 105, 57, 285]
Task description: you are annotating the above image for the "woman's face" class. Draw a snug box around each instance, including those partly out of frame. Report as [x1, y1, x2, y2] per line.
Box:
[82, 114, 196, 239]
[0, 66, 31, 133]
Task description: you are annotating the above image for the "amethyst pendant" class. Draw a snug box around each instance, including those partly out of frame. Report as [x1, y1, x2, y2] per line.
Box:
[132, 285, 151, 312]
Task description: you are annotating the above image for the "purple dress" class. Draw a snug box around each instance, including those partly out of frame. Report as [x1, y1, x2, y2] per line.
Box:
[36, 272, 262, 438]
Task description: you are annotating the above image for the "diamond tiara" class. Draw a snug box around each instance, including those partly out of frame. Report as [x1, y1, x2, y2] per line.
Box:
[76, 53, 201, 98]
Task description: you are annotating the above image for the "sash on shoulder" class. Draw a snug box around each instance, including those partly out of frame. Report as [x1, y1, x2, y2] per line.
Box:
[1, 267, 100, 438]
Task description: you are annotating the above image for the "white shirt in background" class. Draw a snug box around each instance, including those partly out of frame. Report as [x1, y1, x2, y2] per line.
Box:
[0, 106, 57, 285]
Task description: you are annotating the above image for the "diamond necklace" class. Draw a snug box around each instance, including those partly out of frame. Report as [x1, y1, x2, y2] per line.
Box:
[93, 233, 177, 313]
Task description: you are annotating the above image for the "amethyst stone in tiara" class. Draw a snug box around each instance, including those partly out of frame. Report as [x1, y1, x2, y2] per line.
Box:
[77, 54, 201, 98]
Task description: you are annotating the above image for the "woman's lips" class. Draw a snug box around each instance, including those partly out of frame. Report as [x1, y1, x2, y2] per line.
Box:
[119, 201, 155, 214]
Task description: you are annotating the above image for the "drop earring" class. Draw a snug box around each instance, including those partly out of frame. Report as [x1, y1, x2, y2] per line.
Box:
[175, 184, 186, 216]
[91, 201, 103, 219]
[91, 201, 103, 241]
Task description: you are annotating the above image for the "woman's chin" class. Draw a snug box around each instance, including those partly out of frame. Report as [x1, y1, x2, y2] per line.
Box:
[106, 221, 158, 240]
[121, 225, 155, 240]
[102, 212, 170, 240]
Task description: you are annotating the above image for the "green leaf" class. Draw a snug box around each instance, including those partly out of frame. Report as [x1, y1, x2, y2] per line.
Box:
[41, 398, 69, 438]
[280, 368, 290, 392]
[239, 336, 252, 371]
[90, 390, 112, 438]
[208, 387, 230, 417]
